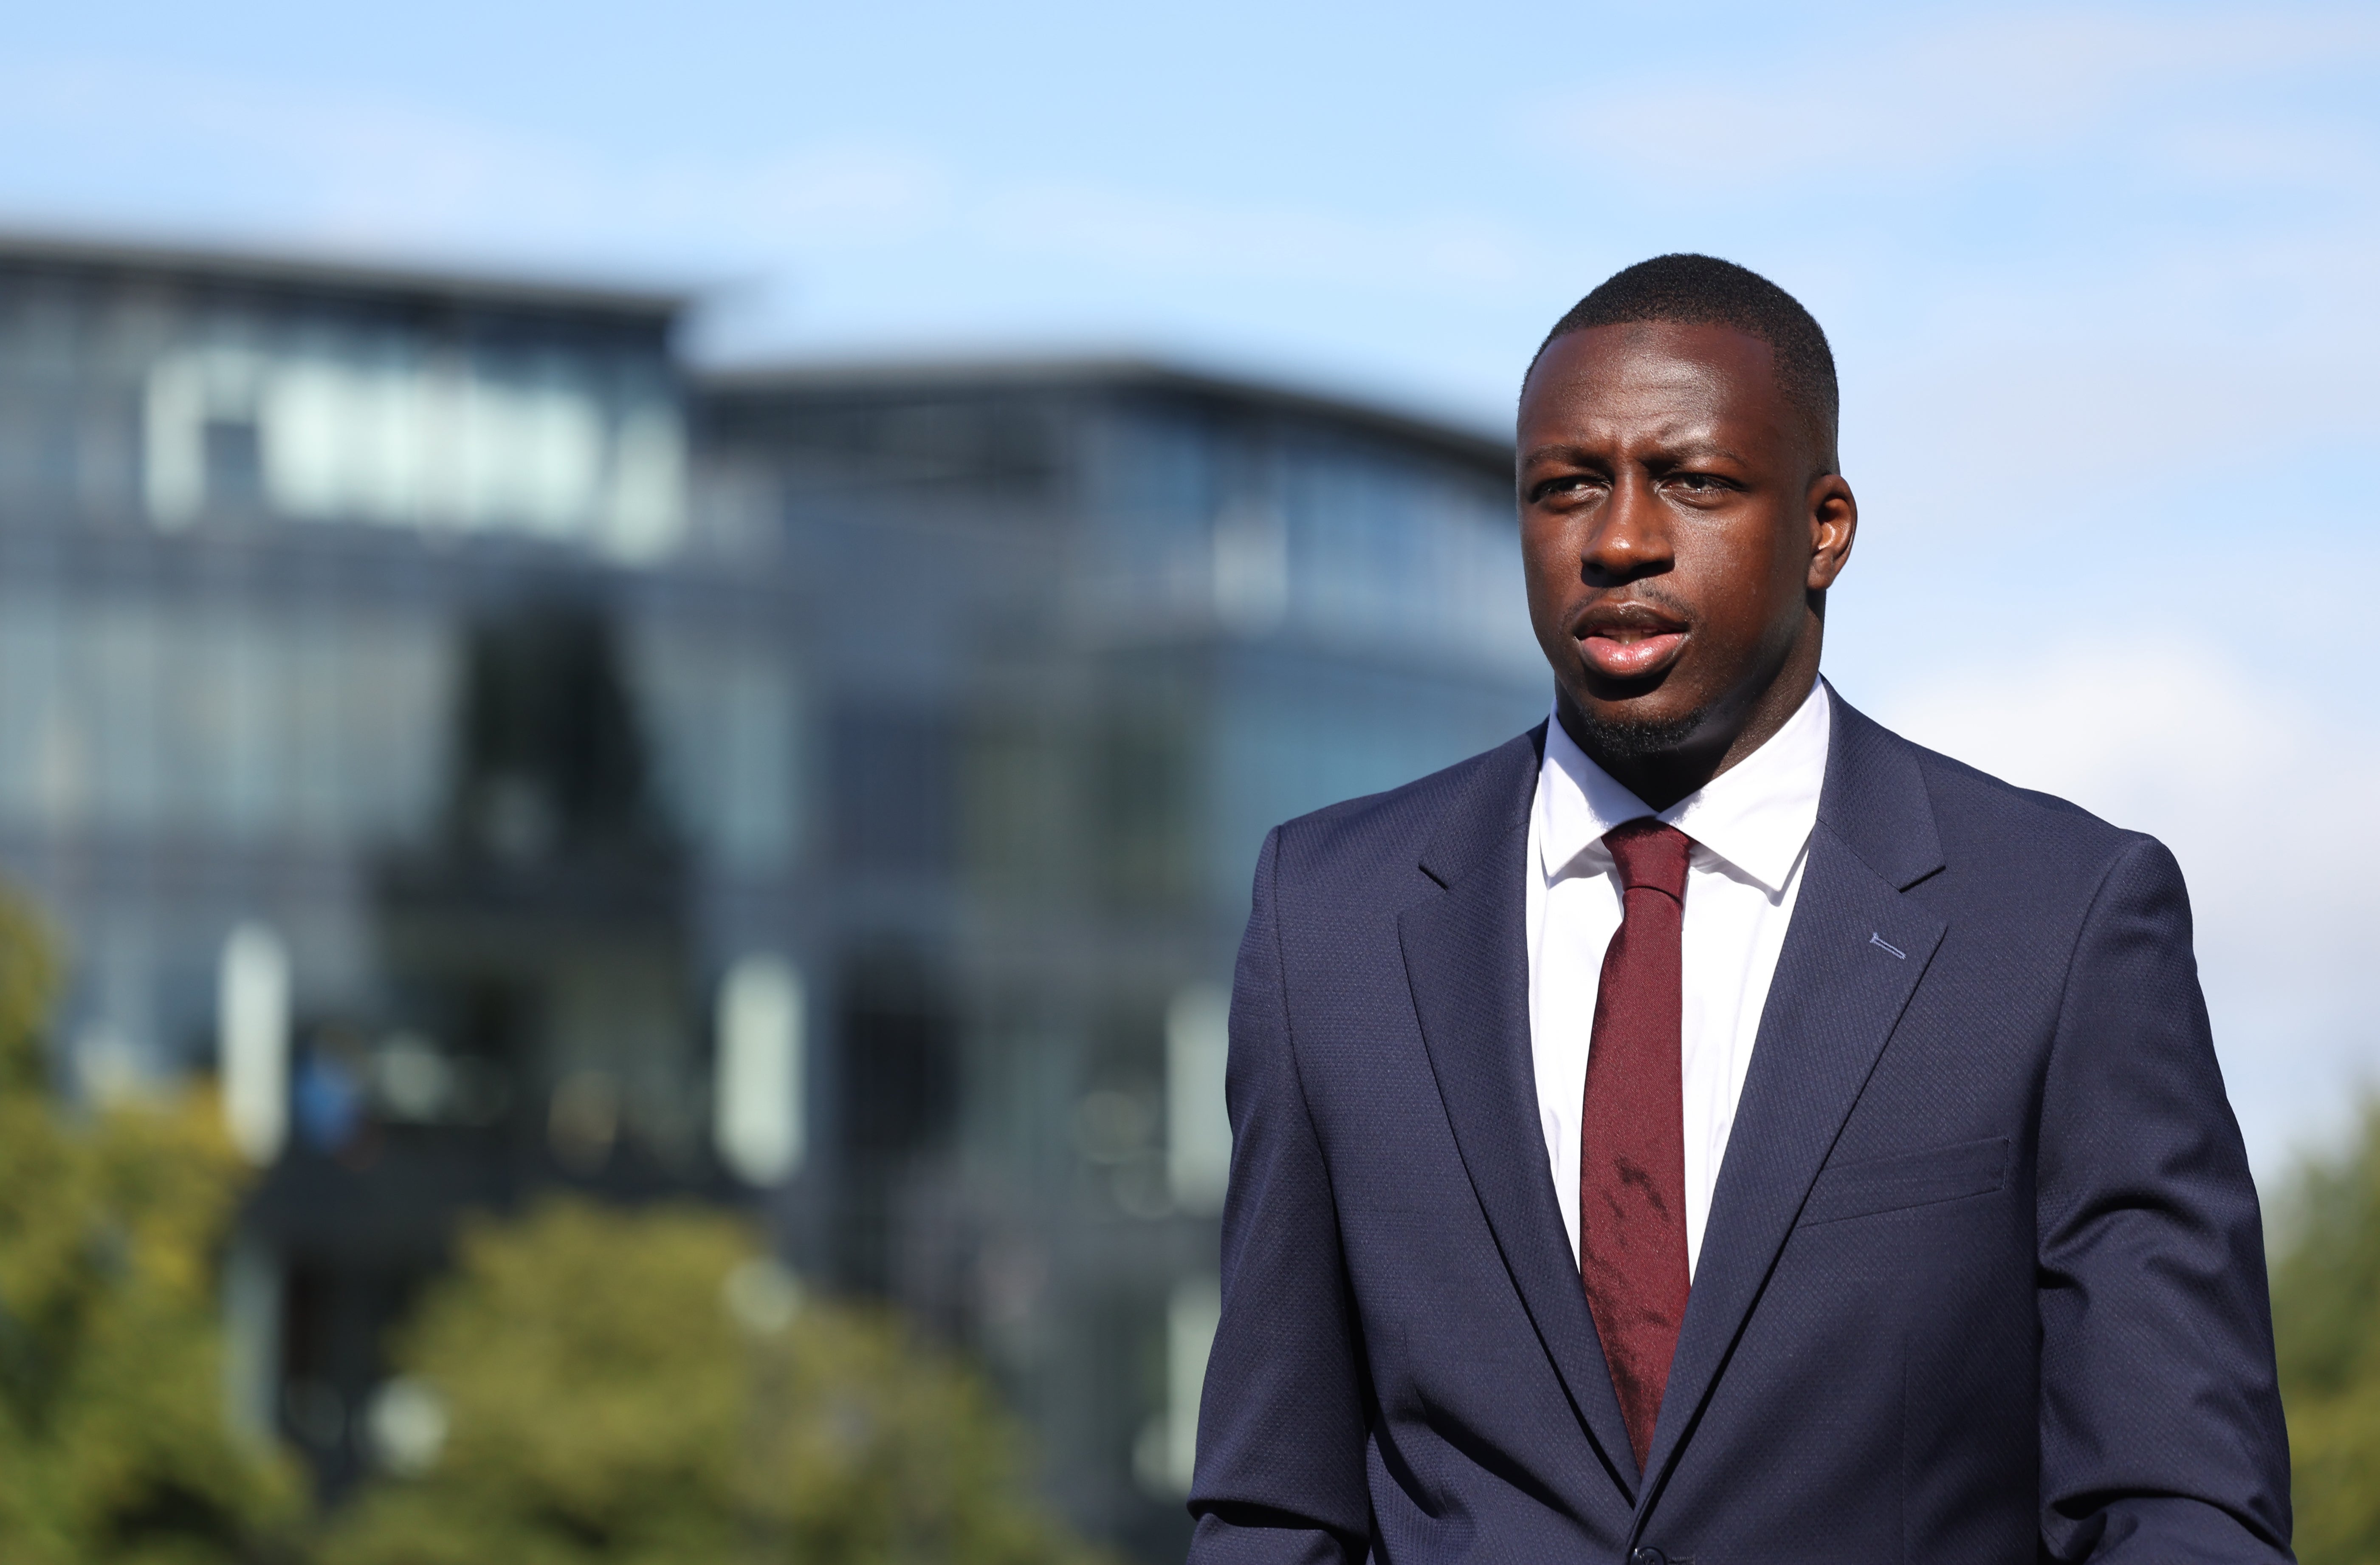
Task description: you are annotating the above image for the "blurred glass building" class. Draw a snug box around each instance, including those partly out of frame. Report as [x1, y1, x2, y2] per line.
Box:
[0, 234, 1542, 1560]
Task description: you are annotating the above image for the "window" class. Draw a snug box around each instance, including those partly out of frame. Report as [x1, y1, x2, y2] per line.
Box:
[143, 342, 686, 558]
[202, 417, 264, 510]
[828, 704, 955, 876]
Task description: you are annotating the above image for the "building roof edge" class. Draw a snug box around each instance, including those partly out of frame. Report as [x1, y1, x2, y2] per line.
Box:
[0, 226, 690, 319]
[698, 353, 1513, 471]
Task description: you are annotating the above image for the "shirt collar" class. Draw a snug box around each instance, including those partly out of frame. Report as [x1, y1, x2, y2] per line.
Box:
[1536, 678, 1832, 896]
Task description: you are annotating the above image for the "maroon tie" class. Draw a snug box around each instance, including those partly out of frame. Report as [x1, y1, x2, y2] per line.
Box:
[1579, 817, 1693, 1471]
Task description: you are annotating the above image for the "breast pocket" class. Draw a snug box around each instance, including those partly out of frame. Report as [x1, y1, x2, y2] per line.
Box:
[1799, 1136, 2011, 1226]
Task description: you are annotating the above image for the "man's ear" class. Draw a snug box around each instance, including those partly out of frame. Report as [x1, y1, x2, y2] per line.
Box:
[1807, 474, 1857, 591]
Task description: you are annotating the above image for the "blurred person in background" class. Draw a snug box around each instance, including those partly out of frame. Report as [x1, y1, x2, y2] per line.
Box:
[1185, 255, 2290, 1563]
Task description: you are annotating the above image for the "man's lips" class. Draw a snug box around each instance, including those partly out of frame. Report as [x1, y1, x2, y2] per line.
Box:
[1573, 604, 1689, 680]
[1580, 628, 1686, 678]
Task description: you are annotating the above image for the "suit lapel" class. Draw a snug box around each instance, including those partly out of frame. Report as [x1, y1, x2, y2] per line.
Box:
[1399, 727, 1641, 1501]
[1635, 691, 1949, 1510]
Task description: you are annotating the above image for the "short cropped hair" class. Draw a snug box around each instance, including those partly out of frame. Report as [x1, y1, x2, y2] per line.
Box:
[1530, 254, 1840, 472]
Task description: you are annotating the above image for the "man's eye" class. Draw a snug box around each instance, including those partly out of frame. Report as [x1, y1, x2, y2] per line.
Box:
[1667, 474, 1729, 496]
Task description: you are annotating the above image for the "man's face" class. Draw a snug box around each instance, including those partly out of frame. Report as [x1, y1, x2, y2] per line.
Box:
[1517, 320, 1854, 760]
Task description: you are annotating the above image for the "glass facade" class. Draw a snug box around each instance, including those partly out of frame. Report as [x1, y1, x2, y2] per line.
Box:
[0, 240, 802, 1501]
[702, 365, 1543, 1558]
[0, 239, 1545, 1562]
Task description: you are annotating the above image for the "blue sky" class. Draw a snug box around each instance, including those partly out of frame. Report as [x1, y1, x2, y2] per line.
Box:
[4, 0, 2378, 1176]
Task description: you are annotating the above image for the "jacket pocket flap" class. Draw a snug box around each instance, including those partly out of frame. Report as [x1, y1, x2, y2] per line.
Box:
[1799, 1136, 2011, 1226]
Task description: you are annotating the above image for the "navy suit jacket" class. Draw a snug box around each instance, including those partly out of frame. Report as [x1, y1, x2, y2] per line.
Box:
[1187, 689, 2290, 1565]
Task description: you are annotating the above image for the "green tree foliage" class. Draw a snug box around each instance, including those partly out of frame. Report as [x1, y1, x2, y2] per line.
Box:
[0, 889, 304, 1564]
[322, 1198, 1114, 1565]
[2273, 1100, 2380, 1563]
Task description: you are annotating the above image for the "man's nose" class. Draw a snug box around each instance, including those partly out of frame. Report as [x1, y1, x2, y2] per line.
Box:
[1583, 472, 1673, 582]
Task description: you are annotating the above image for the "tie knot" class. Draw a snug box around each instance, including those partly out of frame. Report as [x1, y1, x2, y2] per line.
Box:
[1604, 818, 1691, 900]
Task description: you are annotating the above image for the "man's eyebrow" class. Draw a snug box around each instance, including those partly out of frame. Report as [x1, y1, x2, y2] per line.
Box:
[1659, 441, 1750, 466]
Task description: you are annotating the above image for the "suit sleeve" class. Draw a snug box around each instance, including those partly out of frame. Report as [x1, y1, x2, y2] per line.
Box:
[1186, 827, 1373, 1565]
[2036, 836, 2293, 1562]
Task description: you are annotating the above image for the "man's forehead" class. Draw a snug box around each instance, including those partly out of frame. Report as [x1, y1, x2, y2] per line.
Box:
[1520, 321, 1789, 437]
[1527, 319, 1777, 394]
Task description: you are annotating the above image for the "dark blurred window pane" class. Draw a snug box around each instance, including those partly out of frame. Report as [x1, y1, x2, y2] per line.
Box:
[1095, 711, 1196, 911]
[837, 943, 957, 1166]
[203, 416, 264, 510]
[828, 703, 955, 874]
[833, 941, 957, 1292]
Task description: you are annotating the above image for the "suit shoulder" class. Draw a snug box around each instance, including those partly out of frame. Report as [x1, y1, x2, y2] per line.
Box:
[1894, 730, 2162, 873]
[1269, 727, 1540, 883]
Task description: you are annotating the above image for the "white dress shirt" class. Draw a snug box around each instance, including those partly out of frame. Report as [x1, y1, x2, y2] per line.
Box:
[1526, 680, 1832, 1280]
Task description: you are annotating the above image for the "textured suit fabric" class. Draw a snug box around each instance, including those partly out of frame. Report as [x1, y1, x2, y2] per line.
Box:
[1579, 819, 1693, 1469]
[1186, 689, 2290, 1565]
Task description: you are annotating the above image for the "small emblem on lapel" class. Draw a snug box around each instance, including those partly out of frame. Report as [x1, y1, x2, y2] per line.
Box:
[1869, 931, 1907, 959]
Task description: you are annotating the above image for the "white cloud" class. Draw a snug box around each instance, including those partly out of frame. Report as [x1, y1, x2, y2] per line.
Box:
[1536, 8, 2380, 188]
[0, 51, 1558, 321]
[0, 55, 952, 266]
[978, 179, 1540, 291]
[1880, 636, 2380, 1181]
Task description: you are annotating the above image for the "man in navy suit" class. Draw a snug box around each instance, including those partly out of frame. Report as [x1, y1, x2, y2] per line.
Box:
[1186, 255, 2291, 1563]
